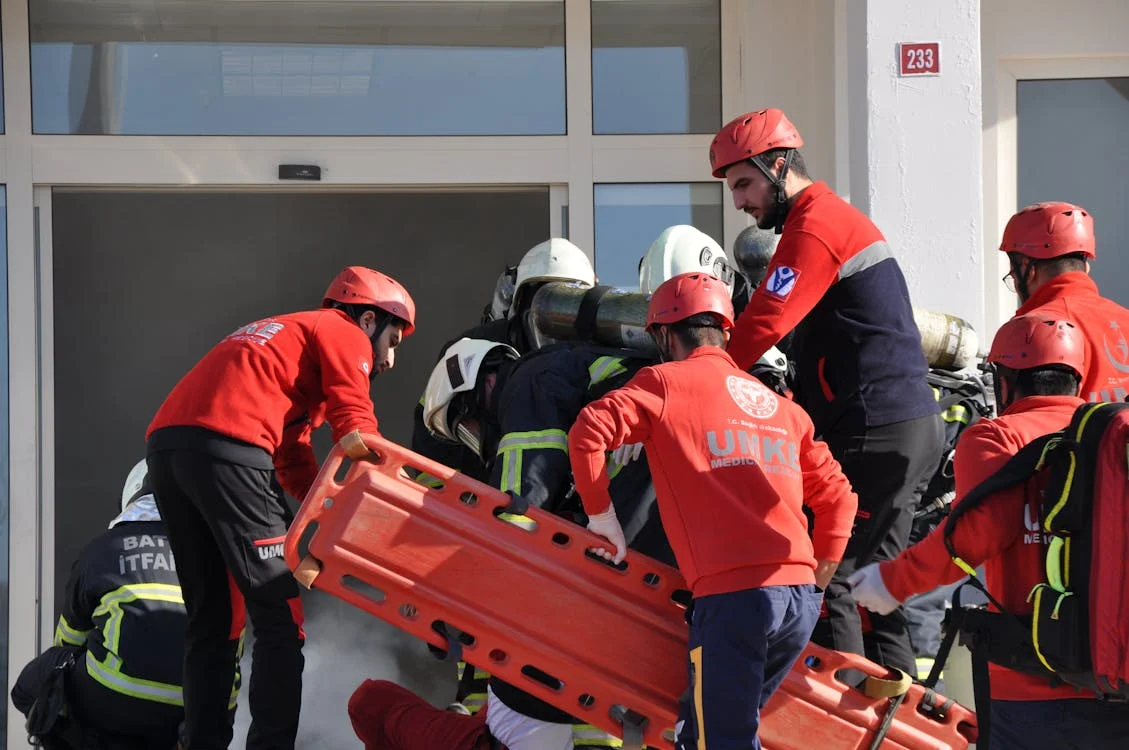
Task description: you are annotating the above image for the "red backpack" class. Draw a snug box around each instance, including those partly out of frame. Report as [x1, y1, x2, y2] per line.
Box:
[941, 401, 1129, 696]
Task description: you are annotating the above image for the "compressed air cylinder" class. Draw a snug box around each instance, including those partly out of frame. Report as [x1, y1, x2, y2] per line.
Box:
[530, 282, 981, 370]
[911, 306, 981, 371]
[530, 282, 657, 356]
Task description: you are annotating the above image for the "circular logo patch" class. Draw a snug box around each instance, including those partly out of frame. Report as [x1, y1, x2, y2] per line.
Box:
[726, 375, 779, 419]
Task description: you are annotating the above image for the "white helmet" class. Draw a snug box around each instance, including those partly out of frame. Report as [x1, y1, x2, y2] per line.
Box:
[509, 239, 596, 318]
[639, 225, 735, 295]
[423, 338, 520, 443]
[121, 459, 150, 513]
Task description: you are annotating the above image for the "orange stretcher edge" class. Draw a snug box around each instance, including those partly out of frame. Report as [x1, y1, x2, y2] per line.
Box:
[284, 436, 978, 750]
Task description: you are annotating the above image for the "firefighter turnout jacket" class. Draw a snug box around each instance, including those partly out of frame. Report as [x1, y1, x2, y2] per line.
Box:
[879, 395, 1093, 701]
[568, 347, 858, 598]
[726, 181, 938, 435]
[53, 520, 205, 707]
[147, 308, 380, 500]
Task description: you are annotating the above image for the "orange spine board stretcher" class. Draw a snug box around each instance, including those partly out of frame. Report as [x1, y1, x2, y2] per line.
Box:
[284, 437, 978, 750]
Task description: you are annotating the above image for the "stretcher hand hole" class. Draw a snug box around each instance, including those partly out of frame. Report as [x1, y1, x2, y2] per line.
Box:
[342, 576, 386, 605]
[584, 548, 628, 572]
[551, 532, 571, 547]
[670, 589, 692, 608]
[493, 506, 540, 533]
[431, 621, 477, 648]
[521, 664, 564, 693]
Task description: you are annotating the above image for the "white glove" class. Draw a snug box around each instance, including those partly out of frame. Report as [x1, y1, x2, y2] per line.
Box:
[611, 442, 644, 466]
[847, 563, 901, 615]
[586, 507, 627, 564]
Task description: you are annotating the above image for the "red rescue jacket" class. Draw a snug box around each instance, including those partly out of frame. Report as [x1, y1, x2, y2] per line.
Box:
[147, 308, 379, 499]
[880, 395, 1093, 701]
[568, 347, 858, 598]
[1017, 272, 1129, 403]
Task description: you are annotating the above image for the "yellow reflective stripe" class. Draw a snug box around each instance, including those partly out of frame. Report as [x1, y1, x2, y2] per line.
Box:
[497, 512, 538, 530]
[1045, 537, 1066, 591]
[572, 721, 622, 746]
[497, 430, 569, 494]
[1043, 452, 1077, 531]
[86, 651, 184, 706]
[54, 615, 90, 647]
[497, 430, 569, 453]
[691, 645, 705, 750]
[1030, 586, 1058, 673]
[952, 556, 977, 578]
[915, 657, 937, 681]
[931, 386, 941, 400]
[941, 404, 970, 424]
[416, 473, 445, 489]
[588, 356, 627, 386]
[94, 584, 184, 661]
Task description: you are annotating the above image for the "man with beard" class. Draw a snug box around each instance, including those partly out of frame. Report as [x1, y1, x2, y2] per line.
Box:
[708, 108, 943, 677]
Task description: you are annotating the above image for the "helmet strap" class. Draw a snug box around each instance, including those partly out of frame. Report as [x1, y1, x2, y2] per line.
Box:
[751, 150, 796, 235]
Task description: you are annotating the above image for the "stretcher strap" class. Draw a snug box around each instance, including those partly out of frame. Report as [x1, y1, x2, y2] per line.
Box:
[609, 704, 647, 750]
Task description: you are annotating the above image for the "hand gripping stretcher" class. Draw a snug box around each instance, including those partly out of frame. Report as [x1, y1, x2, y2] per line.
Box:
[284, 436, 978, 750]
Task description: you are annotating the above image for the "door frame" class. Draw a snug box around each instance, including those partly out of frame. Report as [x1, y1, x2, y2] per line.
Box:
[986, 56, 1129, 337]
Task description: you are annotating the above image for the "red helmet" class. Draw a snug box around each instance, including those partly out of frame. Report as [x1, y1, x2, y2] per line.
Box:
[709, 109, 804, 179]
[646, 272, 735, 330]
[323, 266, 417, 336]
[987, 313, 1084, 379]
[999, 202, 1095, 260]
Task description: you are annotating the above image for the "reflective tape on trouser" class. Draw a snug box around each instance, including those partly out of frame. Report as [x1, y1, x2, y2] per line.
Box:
[916, 657, 938, 681]
[573, 721, 623, 748]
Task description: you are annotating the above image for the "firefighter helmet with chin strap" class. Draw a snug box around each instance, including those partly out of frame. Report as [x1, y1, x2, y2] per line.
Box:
[423, 338, 520, 448]
[639, 225, 735, 295]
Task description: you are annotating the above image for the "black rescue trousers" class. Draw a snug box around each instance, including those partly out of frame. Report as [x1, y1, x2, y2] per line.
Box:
[147, 449, 305, 750]
[810, 413, 944, 677]
[12, 645, 184, 749]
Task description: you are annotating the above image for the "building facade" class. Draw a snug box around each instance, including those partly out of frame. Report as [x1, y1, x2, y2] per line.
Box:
[1, 0, 1127, 743]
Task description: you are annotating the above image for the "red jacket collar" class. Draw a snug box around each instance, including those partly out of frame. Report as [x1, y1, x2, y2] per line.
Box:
[1001, 394, 1086, 417]
[1016, 272, 1100, 316]
[684, 347, 739, 367]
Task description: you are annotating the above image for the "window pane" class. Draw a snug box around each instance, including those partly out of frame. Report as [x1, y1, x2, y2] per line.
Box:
[591, 0, 720, 134]
[1017, 78, 1129, 307]
[30, 1, 565, 135]
[593, 183, 723, 289]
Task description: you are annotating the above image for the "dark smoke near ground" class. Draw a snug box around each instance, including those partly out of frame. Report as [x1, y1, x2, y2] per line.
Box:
[231, 589, 454, 748]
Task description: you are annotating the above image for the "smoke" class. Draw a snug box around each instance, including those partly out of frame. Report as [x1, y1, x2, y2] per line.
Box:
[230, 589, 455, 748]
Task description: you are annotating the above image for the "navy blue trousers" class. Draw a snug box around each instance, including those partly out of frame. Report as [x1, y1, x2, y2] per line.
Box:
[989, 698, 1129, 750]
[676, 584, 822, 750]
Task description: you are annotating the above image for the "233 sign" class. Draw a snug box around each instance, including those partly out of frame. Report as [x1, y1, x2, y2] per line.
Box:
[898, 42, 940, 77]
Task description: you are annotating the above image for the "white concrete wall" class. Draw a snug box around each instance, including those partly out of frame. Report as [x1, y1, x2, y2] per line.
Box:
[845, 0, 985, 338]
[722, 0, 837, 247]
[981, 0, 1129, 337]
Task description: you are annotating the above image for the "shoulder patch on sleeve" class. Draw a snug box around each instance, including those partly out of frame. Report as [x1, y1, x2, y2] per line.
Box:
[764, 265, 800, 300]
